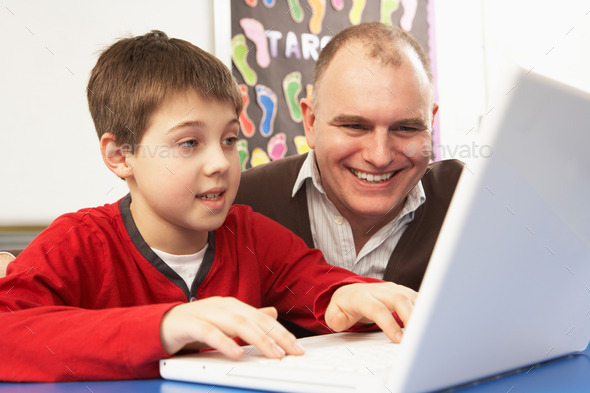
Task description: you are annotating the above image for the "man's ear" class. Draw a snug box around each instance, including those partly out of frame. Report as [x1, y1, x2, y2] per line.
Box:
[431, 102, 439, 129]
[100, 133, 134, 179]
[300, 98, 317, 149]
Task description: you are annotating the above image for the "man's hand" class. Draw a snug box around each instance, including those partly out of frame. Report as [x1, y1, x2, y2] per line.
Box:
[160, 297, 304, 358]
[325, 282, 417, 343]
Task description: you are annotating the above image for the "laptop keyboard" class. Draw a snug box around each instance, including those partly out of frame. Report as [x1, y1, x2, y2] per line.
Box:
[253, 341, 401, 375]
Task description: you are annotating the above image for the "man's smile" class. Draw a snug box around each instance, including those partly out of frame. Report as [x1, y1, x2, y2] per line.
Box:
[349, 168, 397, 183]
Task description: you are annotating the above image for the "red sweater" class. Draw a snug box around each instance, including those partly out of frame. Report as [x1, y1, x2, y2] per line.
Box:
[0, 195, 380, 382]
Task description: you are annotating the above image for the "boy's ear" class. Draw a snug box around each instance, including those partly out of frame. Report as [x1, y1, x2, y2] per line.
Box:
[100, 133, 134, 179]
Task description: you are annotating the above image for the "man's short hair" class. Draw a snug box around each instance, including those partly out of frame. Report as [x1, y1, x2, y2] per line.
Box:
[87, 30, 242, 147]
[313, 22, 432, 101]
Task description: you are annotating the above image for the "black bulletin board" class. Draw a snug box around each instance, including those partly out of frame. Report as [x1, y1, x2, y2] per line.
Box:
[230, 0, 436, 170]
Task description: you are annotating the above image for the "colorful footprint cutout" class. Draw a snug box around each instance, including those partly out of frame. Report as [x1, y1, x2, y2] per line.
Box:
[239, 84, 255, 138]
[307, 0, 326, 35]
[268, 133, 287, 161]
[306, 84, 313, 101]
[294, 135, 310, 155]
[262, 0, 276, 6]
[331, 0, 344, 11]
[287, 0, 304, 23]
[231, 34, 257, 86]
[282, 71, 303, 123]
[255, 84, 277, 137]
[240, 18, 271, 68]
[400, 0, 418, 31]
[244, 0, 257, 7]
[380, 0, 400, 26]
[349, 0, 366, 25]
[250, 147, 270, 167]
[237, 139, 250, 171]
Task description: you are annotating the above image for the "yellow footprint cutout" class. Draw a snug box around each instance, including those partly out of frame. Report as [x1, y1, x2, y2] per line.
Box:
[294, 135, 310, 155]
[250, 147, 271, 167]
[307, 0, 326, 35]
[349, 0, 366, 25]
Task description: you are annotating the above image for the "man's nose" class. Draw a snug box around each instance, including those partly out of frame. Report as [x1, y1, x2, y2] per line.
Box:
[362, 129, 395, 168]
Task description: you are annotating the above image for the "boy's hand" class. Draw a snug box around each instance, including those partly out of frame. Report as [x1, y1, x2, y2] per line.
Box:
[160, 297, 304, 359]
[325, 283, 417, 343]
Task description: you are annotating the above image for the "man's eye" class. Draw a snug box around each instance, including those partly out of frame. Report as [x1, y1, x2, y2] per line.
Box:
[397, 126, 421, 133]
[344, 124, 363, 130]
[223, 137, 238, 146]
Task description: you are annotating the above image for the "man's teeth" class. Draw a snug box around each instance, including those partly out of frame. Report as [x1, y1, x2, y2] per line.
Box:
[197, 193, 222, 200]
[350, 169, 395, 183]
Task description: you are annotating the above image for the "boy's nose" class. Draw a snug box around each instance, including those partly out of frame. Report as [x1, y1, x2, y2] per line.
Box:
[204, 146, 231, 175]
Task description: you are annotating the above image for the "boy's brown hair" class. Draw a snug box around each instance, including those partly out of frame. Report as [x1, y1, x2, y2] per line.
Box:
[87, 30, 242, 147]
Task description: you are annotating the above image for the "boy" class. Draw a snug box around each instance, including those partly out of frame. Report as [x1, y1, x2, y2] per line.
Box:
[0, 31, 416, 382]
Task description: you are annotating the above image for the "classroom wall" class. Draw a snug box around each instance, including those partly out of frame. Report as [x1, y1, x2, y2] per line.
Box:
[1, 0, 589, 226]
[436, 0, 590, 159]
[0, 0, 222, 226]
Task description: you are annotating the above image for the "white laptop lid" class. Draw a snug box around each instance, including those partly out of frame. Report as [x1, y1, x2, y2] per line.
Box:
[388, 69, 590, 393]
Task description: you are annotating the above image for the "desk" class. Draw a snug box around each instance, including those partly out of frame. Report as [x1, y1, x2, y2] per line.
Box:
[2, 345, 589, 393]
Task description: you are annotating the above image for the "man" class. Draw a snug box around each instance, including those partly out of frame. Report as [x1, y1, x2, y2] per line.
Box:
[236, 22, 462, 292]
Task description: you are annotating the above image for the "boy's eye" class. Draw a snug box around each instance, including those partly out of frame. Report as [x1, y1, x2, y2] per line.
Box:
[223, 137, 238, 147]
[179, 139, 197, 149]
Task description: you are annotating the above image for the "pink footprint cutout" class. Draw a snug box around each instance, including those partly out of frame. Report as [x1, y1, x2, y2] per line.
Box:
[240, 18, 271, 68]
[400, 0, 418, 31]
[331, 0, 344, 10]
[267, 133, 287, 161]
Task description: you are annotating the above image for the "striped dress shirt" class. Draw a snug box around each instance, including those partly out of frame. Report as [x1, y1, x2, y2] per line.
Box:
[292, 150, 426, 279]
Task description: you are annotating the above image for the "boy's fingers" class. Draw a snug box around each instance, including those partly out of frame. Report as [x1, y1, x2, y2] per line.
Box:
[255, 306, 303, 355]
[390, 294, 414, 327]
[325, 302, 356, 332]
[363, 300, 407, 343]
[161, 298, 303, 359]
[258, 306, 279, 319]
[205, 303, 300, 358]
[326, 308, 351, 332]
[326, 283, 417, 343]
[235, 312, 303, 358]
[190, 320, 244, 358]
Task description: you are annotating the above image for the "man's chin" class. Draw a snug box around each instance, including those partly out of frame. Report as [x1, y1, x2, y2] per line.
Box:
[350, 203, 404, 220]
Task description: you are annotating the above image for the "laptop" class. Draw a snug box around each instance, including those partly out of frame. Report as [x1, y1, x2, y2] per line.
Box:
[160, 69, 590, 393]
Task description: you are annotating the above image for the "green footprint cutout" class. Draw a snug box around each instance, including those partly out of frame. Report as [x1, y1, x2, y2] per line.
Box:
[283, 71, 303, 123]
[287, 0, 304, 23]
[237, 139, 250, 171]
[380, 0, 400, 26]
[232, 34, 257, 86]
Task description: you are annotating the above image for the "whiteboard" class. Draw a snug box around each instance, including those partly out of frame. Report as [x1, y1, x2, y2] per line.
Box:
[0, 0, 231, 225]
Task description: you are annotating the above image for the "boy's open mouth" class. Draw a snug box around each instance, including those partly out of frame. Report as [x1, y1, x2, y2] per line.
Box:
[197, 192, 223, 201]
